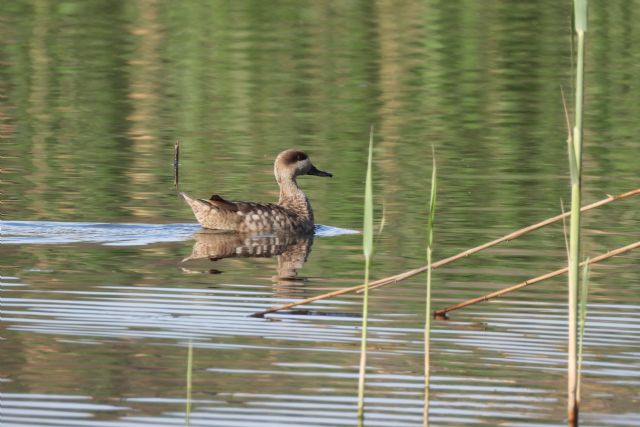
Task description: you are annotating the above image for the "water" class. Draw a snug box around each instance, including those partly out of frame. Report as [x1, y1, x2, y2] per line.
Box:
[0, 221, 356, 245]
[2, 1, 640, 426]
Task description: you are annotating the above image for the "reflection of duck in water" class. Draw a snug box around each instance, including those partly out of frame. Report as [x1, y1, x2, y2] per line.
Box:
[181, 149, 332, 233]
[182, 231, 313, 282]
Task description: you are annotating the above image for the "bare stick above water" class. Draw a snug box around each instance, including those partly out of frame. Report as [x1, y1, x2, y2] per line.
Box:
[174, 140, 180, 190]
[433, 240, 639, 316]
[250, 188, 640, 317]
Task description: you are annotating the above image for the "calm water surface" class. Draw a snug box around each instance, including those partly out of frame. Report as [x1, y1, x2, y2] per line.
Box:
[1, 1, 639, 426]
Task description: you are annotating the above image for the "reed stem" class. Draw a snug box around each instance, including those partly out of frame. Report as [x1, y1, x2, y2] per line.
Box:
[434, 241, 639, 315]
[357, 127, 375, 426]
[423, 152, 437, 427]
[568, 0, 586, 423]
[567, 179, 581, 425]
[577, 259, 590, 406]
[250, 189, 639, 318]
[185, 340, 193, 426]
[357, 258, 370, 426]
[174, 140, 180, 190]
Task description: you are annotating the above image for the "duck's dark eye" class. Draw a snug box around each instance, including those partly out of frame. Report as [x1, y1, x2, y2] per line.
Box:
[295, 152, 308, 162]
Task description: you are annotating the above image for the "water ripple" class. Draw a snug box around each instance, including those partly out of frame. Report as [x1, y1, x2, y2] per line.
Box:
[0, 221, 358, 246]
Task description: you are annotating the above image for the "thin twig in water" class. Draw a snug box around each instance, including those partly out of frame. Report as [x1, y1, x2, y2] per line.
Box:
[174, 140, 180, 190]
[433, 241, 639, 316]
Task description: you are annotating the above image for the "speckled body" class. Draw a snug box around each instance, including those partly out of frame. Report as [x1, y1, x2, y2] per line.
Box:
[181, 149, 331, 233]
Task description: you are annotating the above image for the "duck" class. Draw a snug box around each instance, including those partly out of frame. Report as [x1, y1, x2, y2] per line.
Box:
[181, 149, 332, 233]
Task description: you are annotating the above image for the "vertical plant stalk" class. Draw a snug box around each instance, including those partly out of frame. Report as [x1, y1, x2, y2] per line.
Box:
[568, 1, 586, 425]
[174, 140, 180, 190]
[185, 340, 193, 426]
[357, 128, 375, 426]
[423, 150, 437, 427]
[577, 259, 590, 405]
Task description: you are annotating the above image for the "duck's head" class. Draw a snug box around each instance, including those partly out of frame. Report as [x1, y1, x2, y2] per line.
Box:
[274, 149, 332, 183]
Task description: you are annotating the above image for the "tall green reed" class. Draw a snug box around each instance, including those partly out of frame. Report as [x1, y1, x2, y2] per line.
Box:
[568, 0, 587, 425]
[577, 260, 590, 405]
[185, 341, 193, 426]
[423, 150, 437, 427]
[357, 127, 374, 426]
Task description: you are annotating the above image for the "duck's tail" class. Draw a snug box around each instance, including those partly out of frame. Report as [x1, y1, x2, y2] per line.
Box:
[181, 192, 216, 228]
[180, 192, 198, 209]
[180, 192, 197, 205]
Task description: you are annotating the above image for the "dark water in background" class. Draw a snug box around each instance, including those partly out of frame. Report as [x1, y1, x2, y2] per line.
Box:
[1, 1, 639, 426]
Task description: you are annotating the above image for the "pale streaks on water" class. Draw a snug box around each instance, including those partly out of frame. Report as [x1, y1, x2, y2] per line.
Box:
[2, 267, 639, 426]
[0, 221, 358, 246]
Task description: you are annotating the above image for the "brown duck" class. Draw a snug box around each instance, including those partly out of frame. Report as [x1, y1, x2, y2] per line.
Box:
[181, 149, 332, 233]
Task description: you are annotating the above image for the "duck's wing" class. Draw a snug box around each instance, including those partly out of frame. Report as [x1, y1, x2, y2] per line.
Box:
[200, 195, 281, 215]
[181, 192, 296, 232]
[202, 194, 239, 211]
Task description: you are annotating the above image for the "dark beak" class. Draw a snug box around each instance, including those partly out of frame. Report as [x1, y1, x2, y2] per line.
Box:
[307, 164, 333, 177]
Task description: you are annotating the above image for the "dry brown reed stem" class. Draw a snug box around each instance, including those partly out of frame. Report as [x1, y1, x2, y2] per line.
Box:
[250, 188, 639, 318]
[363, 189, 639, 294]
[434, 240, 640, 316]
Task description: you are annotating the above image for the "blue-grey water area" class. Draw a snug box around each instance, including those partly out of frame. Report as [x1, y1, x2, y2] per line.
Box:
[1, 1, 639, 426]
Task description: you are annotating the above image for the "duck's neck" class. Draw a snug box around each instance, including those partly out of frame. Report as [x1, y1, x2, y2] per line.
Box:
[278, 177, 313, 222]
